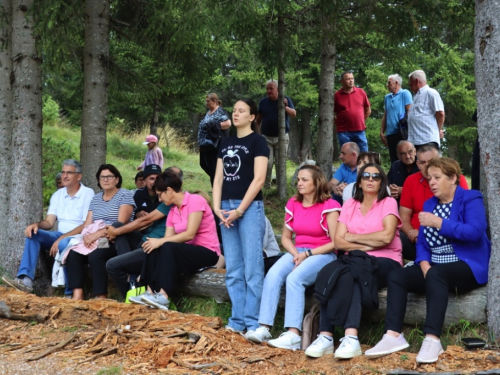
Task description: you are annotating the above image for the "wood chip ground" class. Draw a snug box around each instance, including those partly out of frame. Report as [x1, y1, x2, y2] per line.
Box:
[1, 287, 499, 374]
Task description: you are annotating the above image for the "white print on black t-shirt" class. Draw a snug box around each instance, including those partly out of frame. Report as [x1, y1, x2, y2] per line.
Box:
[222, 145, 250, 181]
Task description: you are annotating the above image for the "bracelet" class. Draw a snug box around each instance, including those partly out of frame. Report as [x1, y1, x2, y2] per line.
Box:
[235, 208, 244, 217]
[307, 249, 313, 257]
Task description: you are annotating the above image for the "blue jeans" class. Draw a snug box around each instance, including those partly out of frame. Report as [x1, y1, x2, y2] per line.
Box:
[17, 229, 71, 283]
[337, 130, 368, 152]
[258, 249, 336, 330]
[221, 199, 265, 331]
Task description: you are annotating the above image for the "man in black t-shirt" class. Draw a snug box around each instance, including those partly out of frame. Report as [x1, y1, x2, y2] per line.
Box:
[387, 141, 419, 204]
[256, 79, 296, 188]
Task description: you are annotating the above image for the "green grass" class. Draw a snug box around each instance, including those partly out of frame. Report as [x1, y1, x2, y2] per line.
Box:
[96, 366, 122, 375]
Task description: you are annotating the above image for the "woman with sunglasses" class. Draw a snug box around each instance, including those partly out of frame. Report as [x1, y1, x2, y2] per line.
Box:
[304, 163, 402, 359]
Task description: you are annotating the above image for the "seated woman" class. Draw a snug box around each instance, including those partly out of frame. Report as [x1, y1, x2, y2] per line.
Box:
[304, 163, 402, 359]
[130, 170, 220, 309]
[67, 164, 136, 300]
[245, 165, 341, 349]
[342, 151, 381, 203]
[365, 158, 491, 364]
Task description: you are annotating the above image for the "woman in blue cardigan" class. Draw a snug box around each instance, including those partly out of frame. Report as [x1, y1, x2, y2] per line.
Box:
[365, 157, 490, 364]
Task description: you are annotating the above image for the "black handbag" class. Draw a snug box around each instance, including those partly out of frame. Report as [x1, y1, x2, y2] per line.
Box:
[398, 116, 408, 140]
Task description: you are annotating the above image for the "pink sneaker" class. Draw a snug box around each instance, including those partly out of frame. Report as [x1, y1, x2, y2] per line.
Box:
[416, 337, 443, 364]
[365, 333, 409, 358]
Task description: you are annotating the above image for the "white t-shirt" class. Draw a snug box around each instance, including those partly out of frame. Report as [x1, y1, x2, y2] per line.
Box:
[47, 184, 95, 233]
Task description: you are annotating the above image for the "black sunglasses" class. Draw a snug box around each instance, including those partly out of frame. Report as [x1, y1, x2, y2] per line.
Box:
[361, 172, 382, 182]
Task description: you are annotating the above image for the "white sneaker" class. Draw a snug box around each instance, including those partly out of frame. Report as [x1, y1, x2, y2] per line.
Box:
[334, 336, 362, 359]
[268, 331, 301, 350]
[365, 333, 410, 358]
[245, 326, 272, 343]
[129, 292, 150, 306]
[305, 335, 334, 358]
[141, 292, 170, 310]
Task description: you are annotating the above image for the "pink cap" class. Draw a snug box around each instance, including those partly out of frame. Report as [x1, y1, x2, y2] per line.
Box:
[142, 134, 158, 145]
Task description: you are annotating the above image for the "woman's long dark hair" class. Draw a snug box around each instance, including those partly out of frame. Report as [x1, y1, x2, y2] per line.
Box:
[353, 163, 390, 203]
[236, 98, 260, 133]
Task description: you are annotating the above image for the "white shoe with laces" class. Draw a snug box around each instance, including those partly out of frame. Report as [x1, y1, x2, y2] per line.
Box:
[245, 326, 272, 343]
[305, 335, 334, 358]
[268, 331, 301, 350]
[334, 336, 362, 359]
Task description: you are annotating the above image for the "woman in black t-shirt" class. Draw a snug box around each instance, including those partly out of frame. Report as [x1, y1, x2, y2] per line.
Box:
[213, 98, 270, 333]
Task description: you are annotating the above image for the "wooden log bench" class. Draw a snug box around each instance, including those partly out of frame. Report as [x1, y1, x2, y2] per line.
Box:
[178, 269, 487, 327]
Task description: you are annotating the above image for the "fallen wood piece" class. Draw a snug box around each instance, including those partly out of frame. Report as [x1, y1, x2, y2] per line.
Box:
[170, 358, 220, 370]
[26, 332, 76, 361]
[178, 269, 488, 326]
[77, 347, 118, 364]
[71, 332, 99, 348]
[23, 342, 57, 353]
[204, 341, 217, 355]
[90, 332, 106, 348]
[165, 331, 187, 338]
[0, 301, 47, 323]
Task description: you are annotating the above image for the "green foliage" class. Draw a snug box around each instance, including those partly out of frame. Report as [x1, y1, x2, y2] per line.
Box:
[42, 95, 61, 125]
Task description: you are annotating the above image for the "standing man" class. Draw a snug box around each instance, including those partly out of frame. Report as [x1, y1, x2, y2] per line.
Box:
[257, 79, 297, 188]
[387, 140, 419, 203]
[407, 70, 445, 150]
[328, 142, 360, 199]
[380, 74, 413, 163]
[334, 71, 371, 152]
[2, 160, 94, 293]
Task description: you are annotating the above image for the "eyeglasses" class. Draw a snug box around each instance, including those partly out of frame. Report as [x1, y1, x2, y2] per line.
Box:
[361, 172, 382, 182]
[99, 175, 116, 181]
[60, 171, 79, 175]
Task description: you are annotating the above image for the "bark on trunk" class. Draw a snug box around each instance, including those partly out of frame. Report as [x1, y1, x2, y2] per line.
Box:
[316, 13, 336, 180]
[80, 0, 110, 190]
[276, 16, 287, 199]
[5, 0, 43, 276]
[475, 0, 500, 338]
[150, 97, 159, 139]
[288, 116, 300, 163]
[0, 0, 13, 255]
[300, 107, 312, 162]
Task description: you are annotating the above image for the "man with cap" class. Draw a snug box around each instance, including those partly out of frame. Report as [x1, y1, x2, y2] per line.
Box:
[137, 134, 164, 170]
[133, 164, 162, 219]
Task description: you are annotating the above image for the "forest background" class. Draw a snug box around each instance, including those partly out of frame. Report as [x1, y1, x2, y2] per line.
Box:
[2, 0, 498, 336]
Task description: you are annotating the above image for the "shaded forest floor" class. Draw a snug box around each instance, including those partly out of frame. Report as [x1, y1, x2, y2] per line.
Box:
[1, 287, 500, 374]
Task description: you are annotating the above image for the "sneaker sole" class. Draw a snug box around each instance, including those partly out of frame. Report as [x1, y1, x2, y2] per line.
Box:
[335, 348, 362, 359]
[128, 298, 150, 306]
[416, 349, 443, 364]
[2, 276, 33, 293]
[305, 346, 334, 358]
[365, 343, 410, 358]
[245, 334, 270, 344]
[268, 341, 301, 350]
[141, 297, 169, 310]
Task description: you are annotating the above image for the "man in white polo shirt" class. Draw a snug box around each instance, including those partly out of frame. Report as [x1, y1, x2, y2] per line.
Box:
[2, 159, 94, 293]
[407, 70, 445, 150]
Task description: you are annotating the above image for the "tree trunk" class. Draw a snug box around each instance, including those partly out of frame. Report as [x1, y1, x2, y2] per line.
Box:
[80, 0, 110, 190]
[475, 0, 500, 338]
[5, 0, 43, 276]
[288, 116, 300, 163]
[0, 0, 13, 256]
[276, 16, 287, 199]
[316, 12, 336, 180]
[150, 97, 159, 138]
[300, 107, 312, 162]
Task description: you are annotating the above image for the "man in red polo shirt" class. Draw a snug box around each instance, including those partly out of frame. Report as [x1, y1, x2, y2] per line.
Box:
[334, 71, 371, 152]
[399, 143, 469, 260]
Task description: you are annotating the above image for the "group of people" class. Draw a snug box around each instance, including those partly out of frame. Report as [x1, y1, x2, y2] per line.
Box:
[2, 71, 490, 366]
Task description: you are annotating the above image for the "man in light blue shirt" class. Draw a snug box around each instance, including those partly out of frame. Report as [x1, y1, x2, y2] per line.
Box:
[380, 74, 413, 163]
[328, 142, 359, 203]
